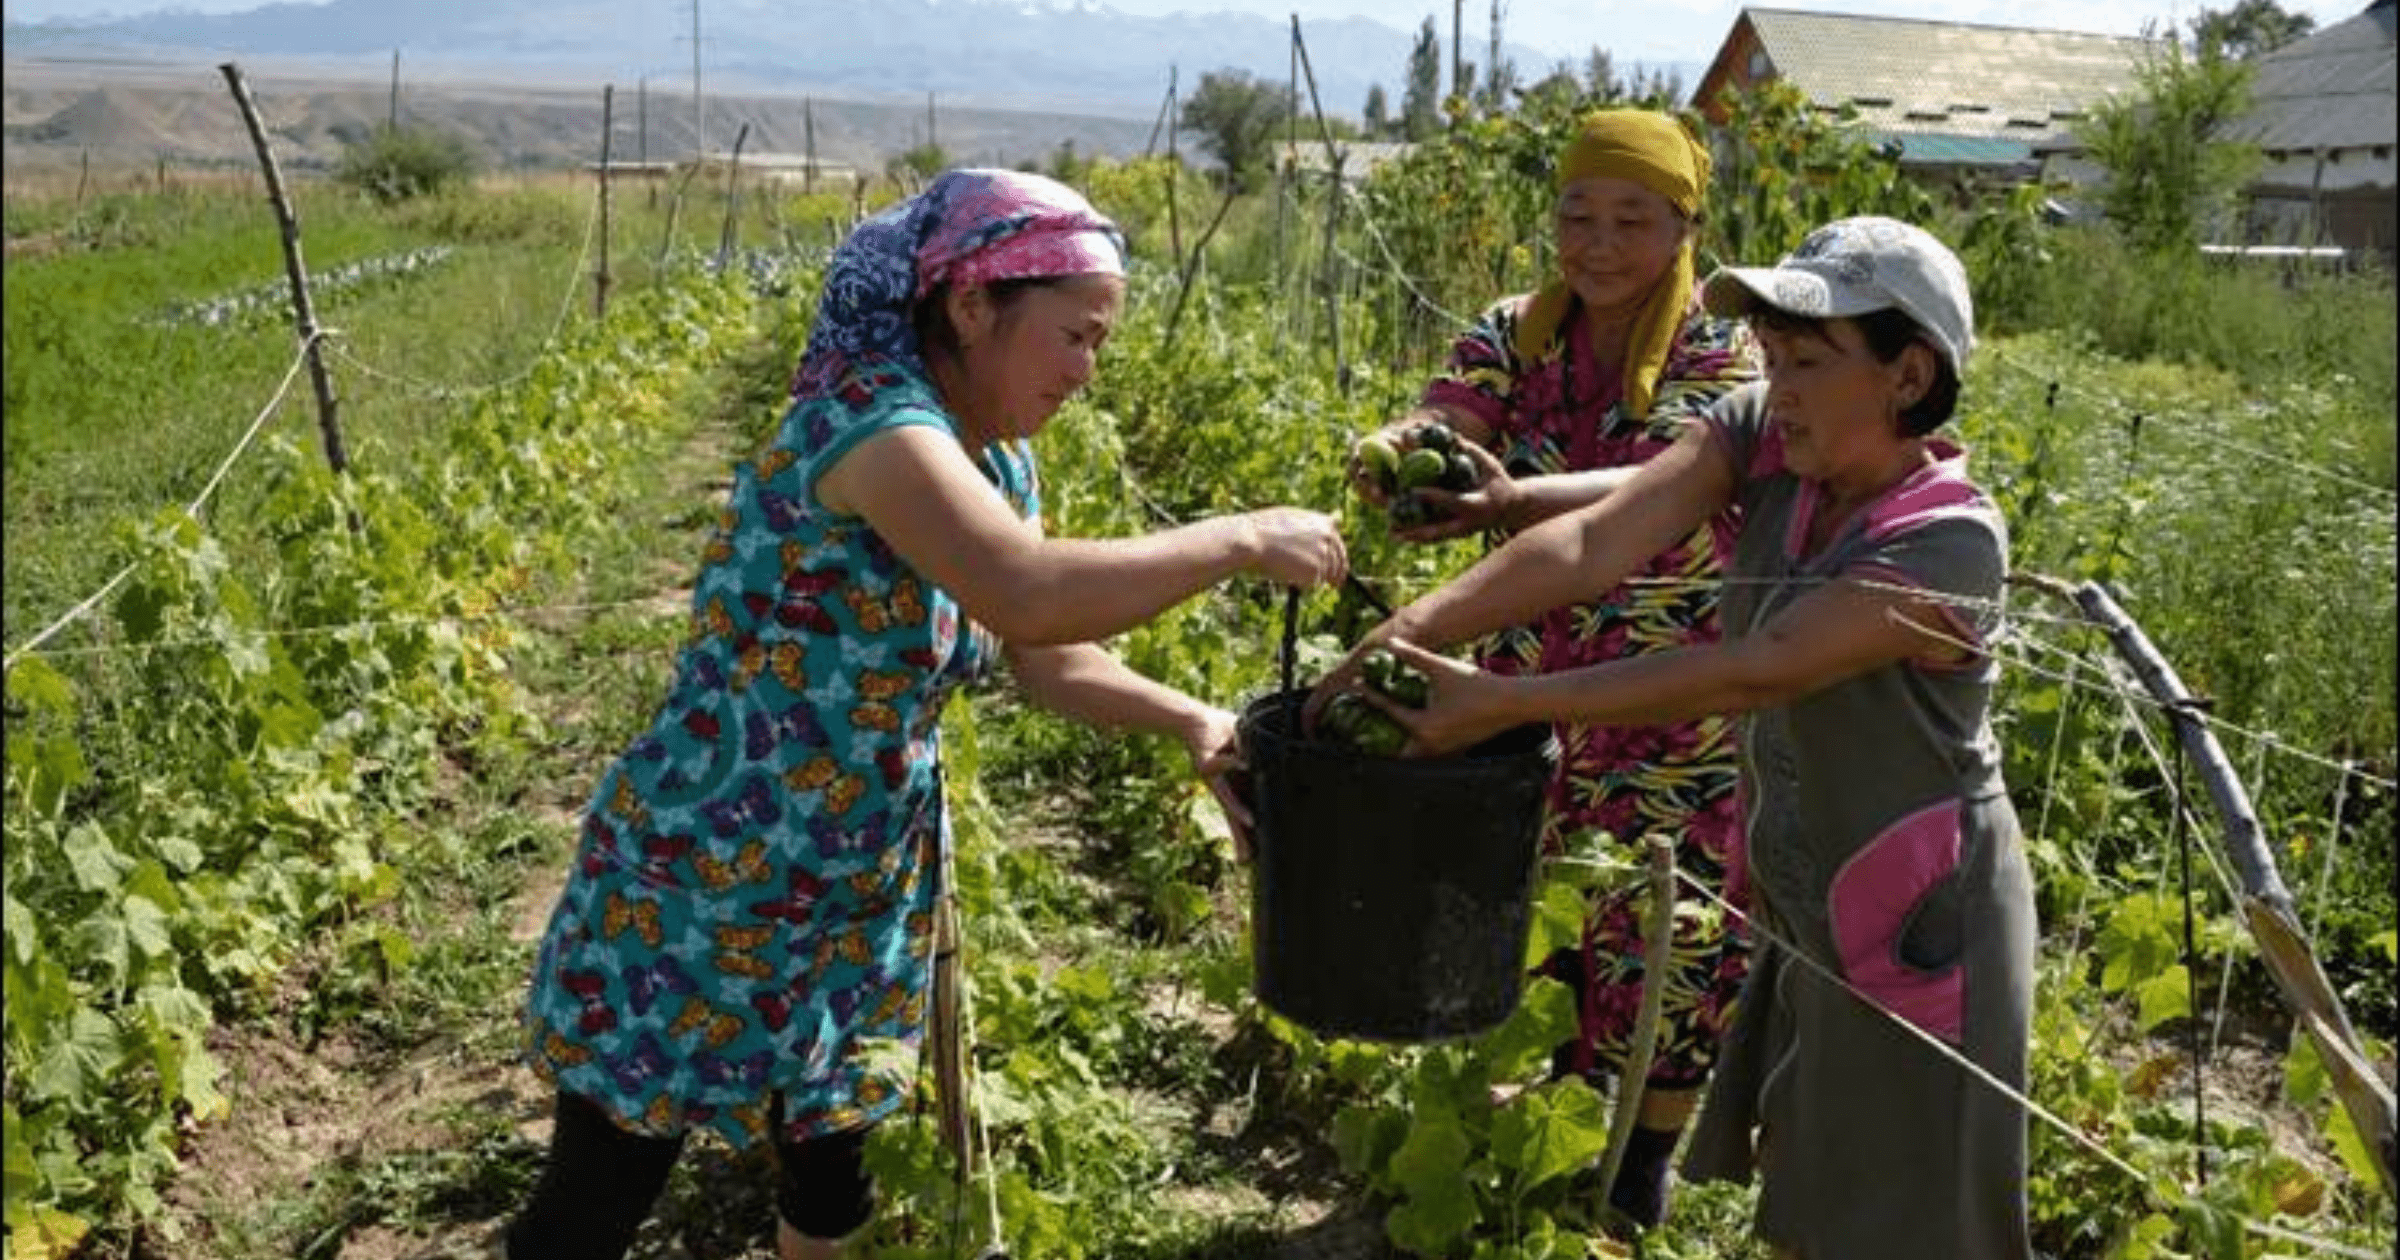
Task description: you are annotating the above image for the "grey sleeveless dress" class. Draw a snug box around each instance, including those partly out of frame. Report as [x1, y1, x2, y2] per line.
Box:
[1683, 383, 2036, 1260]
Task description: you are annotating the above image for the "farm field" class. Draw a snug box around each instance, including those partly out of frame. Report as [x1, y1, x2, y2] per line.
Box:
[4, 77, 2395, 1260]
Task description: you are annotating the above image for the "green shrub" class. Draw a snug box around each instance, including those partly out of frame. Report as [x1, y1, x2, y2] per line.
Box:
[334, 125, 479, 204]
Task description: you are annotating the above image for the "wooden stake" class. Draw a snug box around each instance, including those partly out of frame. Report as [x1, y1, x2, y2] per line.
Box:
[1595, 836, 1677, 1211]
[715, 121, 751, 271]
[596, 84, 614, 318]
[1291, 17, 1349, 393]
[218, 62, 352, 489]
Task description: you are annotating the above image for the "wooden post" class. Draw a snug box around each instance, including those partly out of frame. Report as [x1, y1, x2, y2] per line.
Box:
[1291, 17, 1349, 393]
[1595, 837, 1677, 1206]
[387, 48, 400, 131]
[690, 0, 705, 158]
[1166, 66, 1182, 267]
[595, 84, 614, 318]
[218, 62, 352, 485]
[1161, 184, 1240, 348]
[716, 121, 750, 271]
[2061, 578, 2395, 1196]
[804, 97, 817, 194]
[1451, 0, 1465, 110]
[75, 148, 89, 211]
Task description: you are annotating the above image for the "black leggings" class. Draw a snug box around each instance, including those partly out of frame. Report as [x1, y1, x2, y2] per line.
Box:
[504, 1091, 875, 1260]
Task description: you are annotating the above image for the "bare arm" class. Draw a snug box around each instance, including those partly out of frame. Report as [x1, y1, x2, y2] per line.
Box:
[1004, 640, 1257, 853]
[1386, 421, 1736, 652]
[1377, 575, 1975, 755]
[818, 424, 1345, 646]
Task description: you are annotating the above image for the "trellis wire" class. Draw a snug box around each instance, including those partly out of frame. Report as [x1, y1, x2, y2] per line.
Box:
[319, 179, 606, 401]
[1658, 868, 2387, 1260]
[1980, 346, 2397, 503]
[5, 332, 319, 670]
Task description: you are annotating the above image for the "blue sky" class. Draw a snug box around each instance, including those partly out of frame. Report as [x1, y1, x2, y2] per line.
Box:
[2, 0, 2375, 68]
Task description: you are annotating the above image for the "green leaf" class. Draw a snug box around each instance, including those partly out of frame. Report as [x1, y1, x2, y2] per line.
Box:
[151, 835, 207, 875]
[2322, 1092, 2380, 1186]
[63, 822, 129, 894]
[3, 895, 38, 967]
[121, 893, 172, 958]
[2282, 1034, 2327, 1108]
[72, 912, 130, 988]
[3, 656, 75, 716]
[1475, 978, 1578, 1081]
[1386, 1110, 1479, 1250]
[1489, 1079, 1611, 1193]
[1331, 1102, 1408, 1181]
[26, 1008, 119, 1103]
[2133, 964, 2191, 1032]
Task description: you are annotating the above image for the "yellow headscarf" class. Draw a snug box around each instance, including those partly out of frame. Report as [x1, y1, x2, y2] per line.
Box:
[1512, 109, 1712, 418]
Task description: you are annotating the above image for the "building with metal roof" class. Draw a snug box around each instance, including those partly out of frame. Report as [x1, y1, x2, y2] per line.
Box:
[2229, 0, 2394, 259]
[1690, 7, 2162, 190]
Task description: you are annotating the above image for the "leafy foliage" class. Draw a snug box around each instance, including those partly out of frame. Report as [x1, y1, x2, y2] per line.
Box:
[333, 123, 479, 204]
[2073, 43, 2262, 255]
[1180, 69, 1293, 195]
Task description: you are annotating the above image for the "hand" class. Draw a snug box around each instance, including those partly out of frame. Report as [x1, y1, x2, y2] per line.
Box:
[1241, 507, 1349, 590]
[1353, 639, 1520, 757]
[1180, 706, 1255, 862]
[1299, 617, 1403, 733]
[1391, 441, 1521, 544]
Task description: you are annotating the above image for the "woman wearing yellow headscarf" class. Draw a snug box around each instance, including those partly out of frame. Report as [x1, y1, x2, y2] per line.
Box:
[1348, 108, 1757, 1231]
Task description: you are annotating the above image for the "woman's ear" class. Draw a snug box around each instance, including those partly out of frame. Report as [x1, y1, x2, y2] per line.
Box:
[1893, 340, 1938, 410]
[947, 283, 994, 350]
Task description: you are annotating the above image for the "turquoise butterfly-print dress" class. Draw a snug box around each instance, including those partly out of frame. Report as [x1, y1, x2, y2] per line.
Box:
[521, 357, 1032, 1148]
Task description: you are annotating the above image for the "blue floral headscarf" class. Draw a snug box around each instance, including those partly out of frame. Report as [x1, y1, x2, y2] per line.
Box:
[791, 169, 1127, 399]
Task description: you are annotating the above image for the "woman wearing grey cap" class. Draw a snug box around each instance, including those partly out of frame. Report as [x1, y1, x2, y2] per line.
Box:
[1310, 216, 2033, 1258]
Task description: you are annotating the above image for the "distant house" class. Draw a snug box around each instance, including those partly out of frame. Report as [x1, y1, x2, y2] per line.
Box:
[1690, 8, 2162, 193]
[2226, 0, 2396, 261]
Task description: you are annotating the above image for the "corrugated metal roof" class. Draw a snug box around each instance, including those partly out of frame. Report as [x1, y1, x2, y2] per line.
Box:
[1875, 130, 2036, 166]
[1745, 7, 2161, 144]
[2231, 3, 2396, 154]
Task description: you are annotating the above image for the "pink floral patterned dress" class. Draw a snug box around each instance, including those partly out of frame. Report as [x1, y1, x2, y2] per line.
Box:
[1422, 289, 1757, 1090]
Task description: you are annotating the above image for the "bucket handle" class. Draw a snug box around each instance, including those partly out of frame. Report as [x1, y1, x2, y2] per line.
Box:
[1278, 587, 1301, 698]
[1279, 575, 1394, 701]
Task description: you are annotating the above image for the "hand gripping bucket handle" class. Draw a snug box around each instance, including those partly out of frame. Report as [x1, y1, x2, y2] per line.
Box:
[1240, 587, 1556, 1043]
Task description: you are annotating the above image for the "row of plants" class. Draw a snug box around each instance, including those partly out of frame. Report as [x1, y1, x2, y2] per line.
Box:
[2, 271, 757, 1255]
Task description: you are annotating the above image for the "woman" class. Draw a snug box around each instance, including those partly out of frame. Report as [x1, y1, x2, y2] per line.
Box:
[1348, 107, 1757, 1227]
[506, 169, 1348, 1260]
[1319, 217, 2033, 1259]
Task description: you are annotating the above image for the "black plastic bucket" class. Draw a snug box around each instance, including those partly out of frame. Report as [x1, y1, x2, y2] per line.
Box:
[1237, 593, 1557, 1042]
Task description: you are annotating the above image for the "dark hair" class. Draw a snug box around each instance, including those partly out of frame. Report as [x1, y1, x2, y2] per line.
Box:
[912, 275, 1056, 361]
[1751, 305, 1961, 437]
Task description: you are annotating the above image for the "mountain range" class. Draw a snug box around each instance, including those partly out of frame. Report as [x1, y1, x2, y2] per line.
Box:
[4, 0, 1571, 122]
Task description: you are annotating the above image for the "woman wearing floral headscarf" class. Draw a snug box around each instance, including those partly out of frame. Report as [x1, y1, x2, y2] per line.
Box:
[1346, 109, 1758, 1228]
[504, 169, 1348, 1260]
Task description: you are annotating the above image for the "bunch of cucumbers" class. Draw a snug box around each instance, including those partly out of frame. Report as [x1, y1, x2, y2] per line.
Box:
[1314, 647, 1430, 757]
[1354, 419, 1482, 528]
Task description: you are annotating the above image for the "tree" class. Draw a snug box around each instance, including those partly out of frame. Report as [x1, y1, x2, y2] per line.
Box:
[1180, 68, 1292, 193]
[1363, 83, 1391, 139]
[1523, 62, 1584, 112]
[2074, 41, 2262, 253]
[333, 124, 475, 203]
[2191, 0, 2315, 59]
[1402, 17, 1443, 141]
[1583, 46, 1620, 100]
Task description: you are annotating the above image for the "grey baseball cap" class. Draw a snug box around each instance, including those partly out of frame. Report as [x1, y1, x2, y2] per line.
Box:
[1701, 216, 1976, 372]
